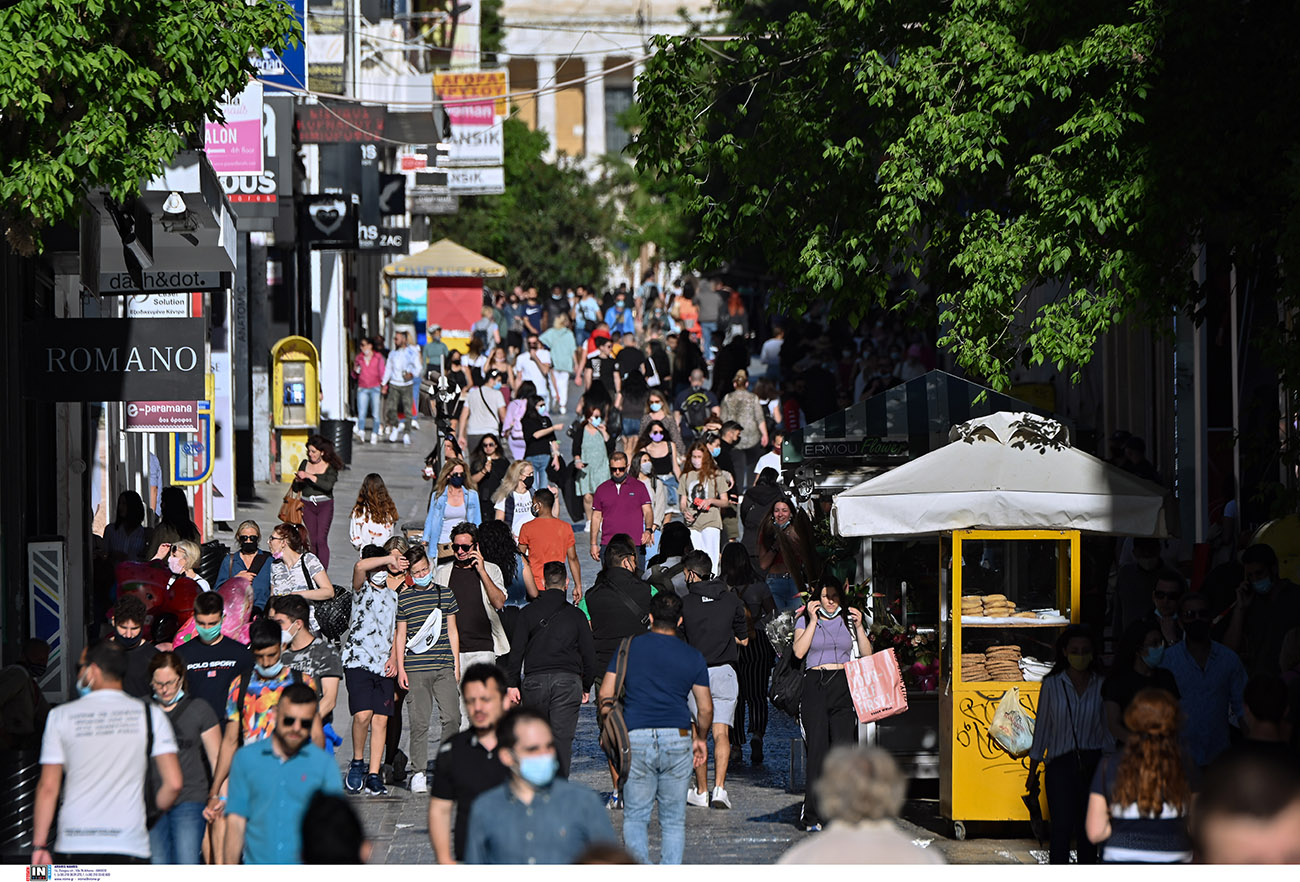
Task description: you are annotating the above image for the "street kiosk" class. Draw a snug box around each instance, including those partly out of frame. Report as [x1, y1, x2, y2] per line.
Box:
[831, 412, 1168, 838]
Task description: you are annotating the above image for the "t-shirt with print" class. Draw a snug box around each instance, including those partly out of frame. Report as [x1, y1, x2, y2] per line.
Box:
[681, 469, 733, 531]
[398, 583, 460, 673]
[281, 639, 344, 688]
[587, 354, 617, 396]
[166, 696, 220, 805]
[225, 666, 317, 744]
[176, 637, 253, 722]
[341, 580, 400, 675]
[517, 517, 576, 591]
[269, 553, 328, 632]
[40, 689, 179, 859]
[495, 490, 536, 540]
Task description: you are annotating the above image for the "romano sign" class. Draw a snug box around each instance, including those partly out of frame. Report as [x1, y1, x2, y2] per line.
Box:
[22, 318, 205, 401]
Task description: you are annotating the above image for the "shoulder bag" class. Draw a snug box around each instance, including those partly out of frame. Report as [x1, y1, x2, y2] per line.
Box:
[598, 635, 636, 779]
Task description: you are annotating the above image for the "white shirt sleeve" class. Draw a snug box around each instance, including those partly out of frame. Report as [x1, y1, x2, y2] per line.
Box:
[38, 707, 64, 765]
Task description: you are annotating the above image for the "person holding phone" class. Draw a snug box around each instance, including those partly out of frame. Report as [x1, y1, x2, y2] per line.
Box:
[433, 523, 510, 729]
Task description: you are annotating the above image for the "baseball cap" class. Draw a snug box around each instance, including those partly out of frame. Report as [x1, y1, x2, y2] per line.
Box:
[429, 323, 442, 331]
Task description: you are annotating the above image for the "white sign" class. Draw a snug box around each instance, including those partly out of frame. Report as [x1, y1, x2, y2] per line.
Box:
[448, 166, 505, 195]
[434, 71, 507, 167]
[125, 293, 191, 318]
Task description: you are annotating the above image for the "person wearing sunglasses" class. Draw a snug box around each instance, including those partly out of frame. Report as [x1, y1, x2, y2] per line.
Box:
[1156, 593, 1247, 771]
[1148, 570, 1185, 647]
[589, 451, 654, 572]
[436, 523, 510, 728]
[223, 683, 343, 864]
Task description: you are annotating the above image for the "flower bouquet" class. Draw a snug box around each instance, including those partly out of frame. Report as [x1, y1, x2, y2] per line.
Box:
[869, 611, 941, 692]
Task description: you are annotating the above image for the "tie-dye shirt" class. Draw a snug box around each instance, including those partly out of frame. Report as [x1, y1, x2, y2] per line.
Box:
[225, 665, 317, 744]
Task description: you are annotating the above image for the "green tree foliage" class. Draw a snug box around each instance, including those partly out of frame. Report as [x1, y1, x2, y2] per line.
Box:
[425, 117, 613, 290]
[0, 0, 297, 255]
[635, 0, 1300, 390]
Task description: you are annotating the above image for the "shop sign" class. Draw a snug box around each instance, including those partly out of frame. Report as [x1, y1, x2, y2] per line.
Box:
[433, 70, 507, 166]
[447, 166, 504, 195]
[124, 400, 199, 432]
[296, 103, 385, 143]
[802, 438, 911, 459]
[204, 81, 264, 175]
[22, 318, 206, 401]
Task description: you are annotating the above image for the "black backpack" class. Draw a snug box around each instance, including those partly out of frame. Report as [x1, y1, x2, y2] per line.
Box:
[682, 392, 713, 433]
[768, 642, 805, 717]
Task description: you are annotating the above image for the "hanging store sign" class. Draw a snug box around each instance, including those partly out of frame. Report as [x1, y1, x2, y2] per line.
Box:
[296, 103, 385, 143]
[221, 95, 296, 224]
[205, 81, 264, 175]
[433, 71, 507, 166]
[301, 193, 359, 249]
[124, 400, 200, 432]
[22, 318, 206, 401]
[447, 166, 504, 195]
[100, 270, 227, 294]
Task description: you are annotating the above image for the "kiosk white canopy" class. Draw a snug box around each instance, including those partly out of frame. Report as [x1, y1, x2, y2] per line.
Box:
[831, 412, 1168, 538]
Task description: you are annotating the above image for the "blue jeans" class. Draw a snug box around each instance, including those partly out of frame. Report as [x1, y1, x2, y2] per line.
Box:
[526, 454, 551, 490]
[699, 321, 718, 359]
[506, 552, 529, 606]
[767, 573, 799, 611]
[623, 727, 693, 864]
[149, 800, 206, 864]
[645, 528, 662, 562]
[661, 474, 679, 507]
[356, 386, 382, 433]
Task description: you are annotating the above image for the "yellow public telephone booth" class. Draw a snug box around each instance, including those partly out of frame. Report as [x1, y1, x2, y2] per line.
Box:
[940, 528, 1080, 839]
[271, 336, 320, 484]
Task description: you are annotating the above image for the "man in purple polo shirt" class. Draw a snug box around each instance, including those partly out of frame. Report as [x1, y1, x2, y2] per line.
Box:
[589, 451, 654, 570]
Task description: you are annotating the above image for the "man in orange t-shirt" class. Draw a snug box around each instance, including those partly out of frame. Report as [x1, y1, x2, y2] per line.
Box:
[516, 488, 583, 603]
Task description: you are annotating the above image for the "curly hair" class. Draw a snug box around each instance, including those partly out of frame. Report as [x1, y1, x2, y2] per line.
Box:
[434, 458, 477, 495]
[1111, 688, 1191, 816]
[351, 473, 399, 524]
[476, 519, 518, 584]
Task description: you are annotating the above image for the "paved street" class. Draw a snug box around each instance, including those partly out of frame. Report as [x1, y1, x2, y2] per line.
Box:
[216, 411, 1045, 865]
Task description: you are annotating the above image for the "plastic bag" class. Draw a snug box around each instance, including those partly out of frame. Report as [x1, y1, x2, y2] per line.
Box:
[989, 686, 1035, 756]
[844, 648, 909, 723]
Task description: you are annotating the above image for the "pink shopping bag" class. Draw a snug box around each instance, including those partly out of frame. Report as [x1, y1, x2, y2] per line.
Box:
[845, 648, 909, 723]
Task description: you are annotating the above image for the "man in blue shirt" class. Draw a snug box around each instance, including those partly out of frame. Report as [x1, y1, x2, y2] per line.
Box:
[600, 591, 713, 864]
[604, 294, 636, 336]
[224, 683, 342, 864]
[1158, 593, 1247, 768]
[463, 708, 616, 864]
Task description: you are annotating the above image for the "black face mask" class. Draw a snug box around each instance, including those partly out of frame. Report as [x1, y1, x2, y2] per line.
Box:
[523, 475, 535, 490]
[114, 632, 143, 650]
[1183, 620, 1212, 642]
[449, 475, 465, 488]
[239, 537, 259, 554]
[24, 661, 47, 678]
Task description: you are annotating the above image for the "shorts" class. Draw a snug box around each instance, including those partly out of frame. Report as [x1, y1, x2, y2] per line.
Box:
[345, 667, 396, 716]
[621, 416, 642, 437]
[688, 664, 739, 728]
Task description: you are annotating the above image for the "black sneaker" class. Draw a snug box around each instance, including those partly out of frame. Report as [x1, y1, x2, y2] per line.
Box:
[751, 738, 764, 764]
[364, 772, 389, 796]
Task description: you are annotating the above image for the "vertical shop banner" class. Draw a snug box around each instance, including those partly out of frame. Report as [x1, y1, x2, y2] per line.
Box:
[433, 71, 507, 166]
[251, 0, 306, 93]
[211, 349, 235, 520]
[450, 0, 480, 70]
[205, 81, 265, 175]
[307, 0, 347, 95]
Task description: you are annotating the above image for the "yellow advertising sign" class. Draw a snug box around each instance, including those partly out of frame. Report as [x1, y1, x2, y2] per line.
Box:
[434, 70, 508, 115]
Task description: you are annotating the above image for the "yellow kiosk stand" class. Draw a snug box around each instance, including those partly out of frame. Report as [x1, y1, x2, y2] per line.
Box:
[271, 336, 320, 483]
[940, 529, 1080, 839]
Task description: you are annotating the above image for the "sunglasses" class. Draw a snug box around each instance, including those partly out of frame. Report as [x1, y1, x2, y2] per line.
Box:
[610, 466, 627, 474]
[280, 715, 312, 729]
[453, 543, 475, 551]
[483, 442, 497, 448]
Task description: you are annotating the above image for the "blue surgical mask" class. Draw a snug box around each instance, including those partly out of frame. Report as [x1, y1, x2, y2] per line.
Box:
[255, 660, 285, 679]
[590, 416, 602, 427]
[76, 675, 92, 698]
[649, 402, 663, 412]
[1252, 578, 1273, 594]
[517, 753, 559, 788]
[154, 688, 185, 707]
[711, 446, 722, 457]
[1142, 645, 1165, 667]
[413, 572, 434, 587]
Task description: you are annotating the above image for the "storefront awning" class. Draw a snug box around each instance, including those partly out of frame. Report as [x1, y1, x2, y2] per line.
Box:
[831, 412, 1169, 538]
[382, 238, 507, 278]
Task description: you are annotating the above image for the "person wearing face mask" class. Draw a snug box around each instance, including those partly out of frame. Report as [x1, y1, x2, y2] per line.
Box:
[267, 522, 336, 635]
[1102, 621, 1181, 745]
[590, 451, 655, 569]
[635, 416, 683, 507]
[176, 593, 253, 721]
[204, 619, 320, 846]
[166, 539, 210, 593]
[270, 594, 342, 731]
[680, 443, 735, 575]
[1223, 542, 1300, 677]
[674, 368, 721, 445]
[216, 520, 272, 612]
[111, 594, 160, 698]
[464, 708, 616, 864]
[573, 402, 612, 528]
[1027, 625, 1113, 864]
[633, 450, 670, 561]
[521, 393, 560, 491]
[460, 368, 507, 455]
[1156, 593, 1247, 770]
[758, 498, 818, 611]
[32, 641, 182, 867]
[1112, 537, 1167, 636]
[423, 458, 482, 552]
[1145, 570, 1185, 647]
[146, 653, 220, 864]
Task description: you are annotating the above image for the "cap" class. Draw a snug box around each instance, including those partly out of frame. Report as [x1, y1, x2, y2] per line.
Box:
[429, 323, 442, 331]
[592, 328, 611, 341]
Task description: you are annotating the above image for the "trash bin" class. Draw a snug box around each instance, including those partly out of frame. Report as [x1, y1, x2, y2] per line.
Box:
[0, 749, 39, 861]
[321, 418, 355, 466]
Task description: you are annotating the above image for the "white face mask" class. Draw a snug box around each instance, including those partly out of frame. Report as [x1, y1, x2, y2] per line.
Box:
[370, 571, 388, 586]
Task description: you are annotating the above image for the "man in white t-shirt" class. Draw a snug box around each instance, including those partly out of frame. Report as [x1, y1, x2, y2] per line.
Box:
[32, 640, 182, 865]
[514, 334, 552, 402]
[754, 431, 784, 477]
[461, 369, 507, 454]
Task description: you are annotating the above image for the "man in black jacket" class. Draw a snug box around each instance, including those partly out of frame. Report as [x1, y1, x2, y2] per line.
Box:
[505, 562, 597, 778]
[679, 551, 748, 810]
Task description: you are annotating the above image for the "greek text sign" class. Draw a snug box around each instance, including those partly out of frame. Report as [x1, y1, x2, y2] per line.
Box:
[23, 319, 206, 401]
[124, 400, 200, 432]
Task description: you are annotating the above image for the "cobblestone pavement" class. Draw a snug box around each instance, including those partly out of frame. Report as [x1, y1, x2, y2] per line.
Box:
[219, 401, 1044, 864]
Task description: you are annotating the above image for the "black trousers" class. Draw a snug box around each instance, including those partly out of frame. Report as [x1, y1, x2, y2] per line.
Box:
[799, 668, 857, 826]
[521, 670, 584, 778]
[384, 685, 410, 771]
[55, 853, 150, 864]
[736, 635, 775, 743]
[1046, 749, 1102, 864]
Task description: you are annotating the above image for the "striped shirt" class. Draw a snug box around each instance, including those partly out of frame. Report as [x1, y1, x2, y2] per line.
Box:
[1028, 670, 1112, 763]
[1090, 753, 1194, 863]
[397, 583, 459, 673]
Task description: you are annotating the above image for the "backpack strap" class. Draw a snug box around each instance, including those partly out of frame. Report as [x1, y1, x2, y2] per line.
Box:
[248, 551, 271, 576]
[236, 670, 253, 746]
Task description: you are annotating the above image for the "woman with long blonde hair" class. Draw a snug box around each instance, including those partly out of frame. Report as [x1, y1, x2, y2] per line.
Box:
[421, 457, 480, 550]
[492, 459, 538, 604]
[349, 473, 401, 552]
[1086, 688, 1194, 862]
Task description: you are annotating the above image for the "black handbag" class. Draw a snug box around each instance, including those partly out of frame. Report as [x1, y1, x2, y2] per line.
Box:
[314, 586, 353, 642]
[768, 642, 805, 717]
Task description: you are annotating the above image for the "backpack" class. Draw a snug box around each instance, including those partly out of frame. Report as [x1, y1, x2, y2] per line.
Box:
[235, 668, 306, 745]
[472, 325, 491, 352]
[768, 642, 805, 717]
[598, 635, 637, 779]
[682, 392, 713, 433]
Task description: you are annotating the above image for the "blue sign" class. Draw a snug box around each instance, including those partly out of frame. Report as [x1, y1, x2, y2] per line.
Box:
[252, 0, 306, 94]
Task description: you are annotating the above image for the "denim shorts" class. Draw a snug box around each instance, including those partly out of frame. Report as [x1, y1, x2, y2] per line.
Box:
[622, 416, 642, 437]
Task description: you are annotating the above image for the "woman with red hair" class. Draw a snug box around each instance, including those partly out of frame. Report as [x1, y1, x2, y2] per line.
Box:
[1085, 688, 1195, 863]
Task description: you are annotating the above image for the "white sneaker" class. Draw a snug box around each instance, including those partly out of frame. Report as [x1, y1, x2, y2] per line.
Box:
[710, 787, 731, 809]
[402, 432, 411, 445]
[409, 772, 428, 794]
[388, 427, 400, 443]
[686, 788, 709, 807]
[411, 419, 420, 430]
[369, 432, 378, 444]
